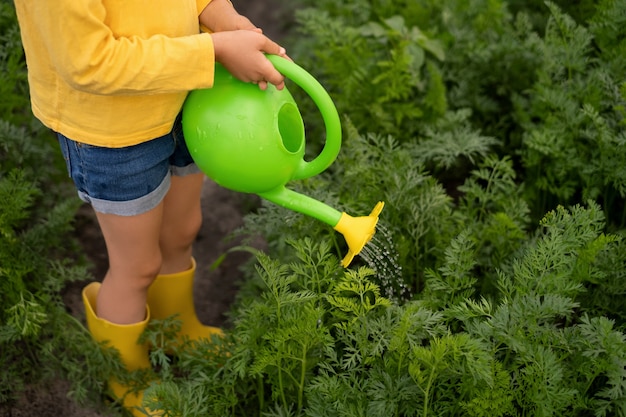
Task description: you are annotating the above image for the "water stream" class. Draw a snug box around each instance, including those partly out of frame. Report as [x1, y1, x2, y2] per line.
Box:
[358, 223, 409, 302]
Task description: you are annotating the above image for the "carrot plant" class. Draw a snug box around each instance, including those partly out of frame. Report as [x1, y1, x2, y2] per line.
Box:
[145, 203, 626, 416]
[517, 2, 626, 226]
[0, 0, 28, 126]
[289, 7, 447, 143]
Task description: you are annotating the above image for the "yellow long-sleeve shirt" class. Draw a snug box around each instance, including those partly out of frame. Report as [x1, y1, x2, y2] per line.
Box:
[14, 0, 216, 147]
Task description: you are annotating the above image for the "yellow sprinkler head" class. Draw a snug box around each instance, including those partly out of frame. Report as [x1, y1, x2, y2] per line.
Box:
[333, 201, 385, 267]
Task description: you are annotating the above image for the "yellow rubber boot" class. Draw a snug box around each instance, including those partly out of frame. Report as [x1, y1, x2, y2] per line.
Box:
[82, 282, 160, 417]
[147, 258, 223, 345]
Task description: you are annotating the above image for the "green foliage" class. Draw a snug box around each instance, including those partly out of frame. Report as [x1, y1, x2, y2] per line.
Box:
[582, 236, 626, 325]
[292, 0, 543, 150]
[508, 0, 601, 29]
[451, 203, 626, 416]
[516, 1, 626, 226]
[292, 7, 447, 141]
[409, 109, 500, 174]
[0, 1, 29, 125]
[0, 152, 99, 405]
[292, 0, 626, 230]
[160, 207, 626, 415]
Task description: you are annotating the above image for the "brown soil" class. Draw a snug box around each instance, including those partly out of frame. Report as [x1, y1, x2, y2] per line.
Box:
[1, 1, 293, 415]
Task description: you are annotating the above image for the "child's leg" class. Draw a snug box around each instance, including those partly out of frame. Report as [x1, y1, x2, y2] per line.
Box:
[147, 172, 223, 342]
[159, 173, 205, 274]
[94, 204, 165, 325]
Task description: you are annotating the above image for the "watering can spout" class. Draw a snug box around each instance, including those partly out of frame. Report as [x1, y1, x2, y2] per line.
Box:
[259, 187, 384, 267]
[334, 201, 385, 267]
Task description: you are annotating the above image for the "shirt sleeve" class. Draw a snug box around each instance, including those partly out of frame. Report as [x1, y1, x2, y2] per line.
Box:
[39, 0, 215, 95]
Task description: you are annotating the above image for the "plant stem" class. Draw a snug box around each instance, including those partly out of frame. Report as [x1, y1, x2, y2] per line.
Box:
[298, 346, 307, 411]
[422, 367, 436, 417]
[278, 361, 288, 411]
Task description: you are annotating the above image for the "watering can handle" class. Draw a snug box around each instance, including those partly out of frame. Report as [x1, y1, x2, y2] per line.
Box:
[266, 54, 341, 180]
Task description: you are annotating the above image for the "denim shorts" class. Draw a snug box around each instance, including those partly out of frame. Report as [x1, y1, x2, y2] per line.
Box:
[57, 114, 202, 216]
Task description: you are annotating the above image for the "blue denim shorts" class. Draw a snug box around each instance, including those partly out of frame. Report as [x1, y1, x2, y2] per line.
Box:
[57, 115, 202, 216]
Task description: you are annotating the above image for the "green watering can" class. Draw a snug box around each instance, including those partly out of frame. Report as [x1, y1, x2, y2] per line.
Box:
[182, 55, 383, 267]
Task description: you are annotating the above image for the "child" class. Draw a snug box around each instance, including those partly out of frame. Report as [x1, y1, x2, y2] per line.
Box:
[13, 0, 288, 414]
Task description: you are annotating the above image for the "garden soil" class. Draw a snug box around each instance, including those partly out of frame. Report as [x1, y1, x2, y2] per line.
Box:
[1, 1, 293, 415]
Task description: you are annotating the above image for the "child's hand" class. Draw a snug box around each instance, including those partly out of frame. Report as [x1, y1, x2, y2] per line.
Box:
[200, 0, 259, 33]
[211, 30, 288, 90]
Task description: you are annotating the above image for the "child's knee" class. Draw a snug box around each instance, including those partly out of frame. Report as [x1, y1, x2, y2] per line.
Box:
[116, 255, 163, 290]
[163, 209, 202, 249]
